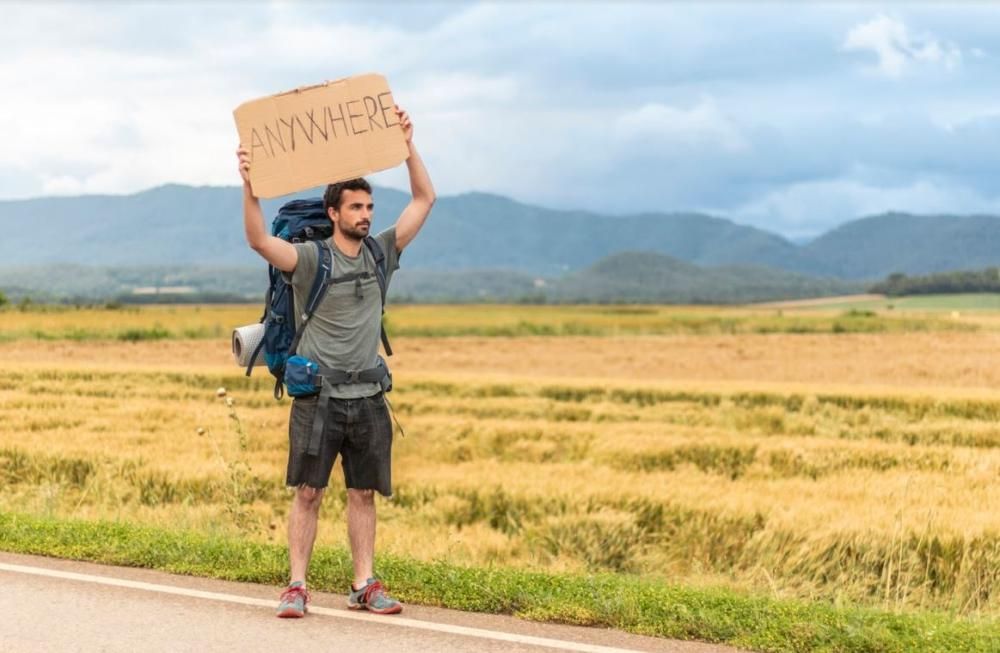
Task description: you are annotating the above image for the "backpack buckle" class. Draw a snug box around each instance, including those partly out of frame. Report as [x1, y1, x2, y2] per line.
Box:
[348, 370, 360, 383]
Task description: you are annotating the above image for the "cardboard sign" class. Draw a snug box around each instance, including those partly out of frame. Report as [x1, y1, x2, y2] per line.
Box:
[233, 73, 409, 198]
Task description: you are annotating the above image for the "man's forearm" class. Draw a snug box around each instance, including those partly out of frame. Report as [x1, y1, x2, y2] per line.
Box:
[243, 183, 268, 250]
[406, 143, 436, 205]
[393, 143, 436, 251]
[243, 183, 299, 271]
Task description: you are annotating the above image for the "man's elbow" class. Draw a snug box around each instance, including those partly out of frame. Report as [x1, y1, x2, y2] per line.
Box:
[248, 237, 270, 256]
[245, 231, 266, 250]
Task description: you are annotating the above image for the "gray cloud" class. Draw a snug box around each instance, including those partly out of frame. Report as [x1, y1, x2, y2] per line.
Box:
[2, 1, 999, 237]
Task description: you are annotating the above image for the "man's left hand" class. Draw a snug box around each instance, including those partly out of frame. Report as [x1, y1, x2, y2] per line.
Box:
[396, 106, 413, 144]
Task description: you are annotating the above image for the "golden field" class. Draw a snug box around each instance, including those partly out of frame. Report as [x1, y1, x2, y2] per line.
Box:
[1, 302, 998, 617]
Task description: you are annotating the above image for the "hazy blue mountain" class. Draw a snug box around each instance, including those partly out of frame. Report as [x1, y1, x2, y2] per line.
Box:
[389, 268, 541, 303]
[551, 252, 857, 303]
[3, 184, 796, 274]
[404, 193, 804, 275]
[397, 251, 858, 304]
[0, 264, 264, 302]
[0, 253, 859, 305]
[2, 184, 406, 267]
[7, 185, 250, 266]
[799, 212, 1000, 279]
[3, 184, 1000, 281]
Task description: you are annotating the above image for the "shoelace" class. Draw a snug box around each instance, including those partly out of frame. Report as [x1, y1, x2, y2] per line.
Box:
[361, 580, 388, 604]
[281, 585, 310, 605]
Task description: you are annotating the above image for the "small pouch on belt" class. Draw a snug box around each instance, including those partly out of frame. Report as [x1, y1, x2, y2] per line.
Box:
[284, 355, 321, 398]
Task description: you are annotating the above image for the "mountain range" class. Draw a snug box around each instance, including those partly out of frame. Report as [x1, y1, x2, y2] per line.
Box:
[1, 183, 997, 302]
[3, 183, 996, 279]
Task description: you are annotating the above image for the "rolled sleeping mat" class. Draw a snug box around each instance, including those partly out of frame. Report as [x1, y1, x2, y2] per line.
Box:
[233, 323, 267, 367]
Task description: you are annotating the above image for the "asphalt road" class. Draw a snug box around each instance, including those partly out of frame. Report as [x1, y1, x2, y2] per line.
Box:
[0, 552, 739, 653]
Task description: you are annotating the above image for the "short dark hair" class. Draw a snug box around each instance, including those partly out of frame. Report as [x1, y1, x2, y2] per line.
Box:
[323, 178, 372, 212]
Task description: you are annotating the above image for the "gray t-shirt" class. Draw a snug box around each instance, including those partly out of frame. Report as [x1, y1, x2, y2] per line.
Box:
[284, 228, 399, 399]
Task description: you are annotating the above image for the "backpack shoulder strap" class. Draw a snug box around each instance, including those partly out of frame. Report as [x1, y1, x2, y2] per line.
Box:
[363, 236, 387, 307]
[304, 240, 333, 312]
[363, 236, 393, 356]
[287, 240, 334, 357]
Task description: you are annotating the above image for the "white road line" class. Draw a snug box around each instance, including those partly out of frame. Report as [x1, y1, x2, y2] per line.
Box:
[0, 562, 644, 653]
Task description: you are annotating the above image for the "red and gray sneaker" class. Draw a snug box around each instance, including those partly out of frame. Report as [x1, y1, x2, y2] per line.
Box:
[276, 581, 310, 618]
[347, 578, 402, 614]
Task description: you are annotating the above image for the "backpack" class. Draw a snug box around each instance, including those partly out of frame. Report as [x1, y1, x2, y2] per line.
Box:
[245, 198, 392, 399]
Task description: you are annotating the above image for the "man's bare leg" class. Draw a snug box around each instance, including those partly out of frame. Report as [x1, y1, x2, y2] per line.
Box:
[347, 488, 376, 588]
[289, 486, 325, 583]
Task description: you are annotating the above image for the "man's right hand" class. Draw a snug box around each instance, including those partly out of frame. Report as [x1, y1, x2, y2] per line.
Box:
[237, 145, 253, 191]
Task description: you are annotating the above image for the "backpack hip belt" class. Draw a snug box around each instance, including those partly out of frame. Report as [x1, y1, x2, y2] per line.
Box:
[317, 365, 386, 385]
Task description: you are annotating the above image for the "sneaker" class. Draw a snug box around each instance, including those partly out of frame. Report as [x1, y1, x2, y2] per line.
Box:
[276, 581, 310, 618]
[347, 578, 402, 614]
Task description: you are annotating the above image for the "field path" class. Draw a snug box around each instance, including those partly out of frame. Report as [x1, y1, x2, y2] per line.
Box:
[0, 552, 735, 653]
[6, 332, 1000, 391]
[750, 293, 885, 309]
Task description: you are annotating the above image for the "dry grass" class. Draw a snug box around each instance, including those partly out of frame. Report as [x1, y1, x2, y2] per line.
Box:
[0, 302, 980, 342]
[7, 330, 1000, 391]
[1, 305, 1000, 617]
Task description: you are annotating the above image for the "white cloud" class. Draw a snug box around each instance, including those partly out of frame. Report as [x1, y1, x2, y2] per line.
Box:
[614, 99, 747, 152]
[397, 72, 520, 111]
[41, 176, 87, 196]
[842, 14, 961, 77]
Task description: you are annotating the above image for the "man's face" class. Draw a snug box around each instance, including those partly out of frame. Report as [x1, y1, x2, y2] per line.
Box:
[330, 189, 374, 240]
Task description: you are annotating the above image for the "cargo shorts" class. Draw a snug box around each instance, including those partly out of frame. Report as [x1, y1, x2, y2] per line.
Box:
[286, 392, 393, 497]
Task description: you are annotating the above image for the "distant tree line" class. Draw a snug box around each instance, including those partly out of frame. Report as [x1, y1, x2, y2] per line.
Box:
[870, 268, 1000, 296]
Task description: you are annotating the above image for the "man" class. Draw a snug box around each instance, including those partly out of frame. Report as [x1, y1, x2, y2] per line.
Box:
[236, 105, 434, 617]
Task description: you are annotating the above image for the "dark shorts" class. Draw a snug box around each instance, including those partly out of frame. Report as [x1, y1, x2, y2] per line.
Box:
[286, 392, 393, 496]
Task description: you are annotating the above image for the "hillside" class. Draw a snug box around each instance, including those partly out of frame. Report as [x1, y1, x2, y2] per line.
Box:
[799, 212, 1000, 279]
[3, 184, 999, 284]
[551, 252, 857, 303]
[1, 184, 797, 274]
[0, 252, 859, 305]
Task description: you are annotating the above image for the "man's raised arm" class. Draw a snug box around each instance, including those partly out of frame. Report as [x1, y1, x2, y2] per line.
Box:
[237, 146, 298, 273]
[392, 108, 436, 253]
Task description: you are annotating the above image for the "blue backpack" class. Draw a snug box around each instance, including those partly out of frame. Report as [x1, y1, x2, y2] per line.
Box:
[245, 198, 392, 399]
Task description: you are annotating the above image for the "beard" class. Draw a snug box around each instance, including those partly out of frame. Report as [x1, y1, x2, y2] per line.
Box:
[338, 220, 371, 241]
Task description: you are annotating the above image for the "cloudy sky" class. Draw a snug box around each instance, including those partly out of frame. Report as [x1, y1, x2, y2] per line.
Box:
[4, 2, 999, 237]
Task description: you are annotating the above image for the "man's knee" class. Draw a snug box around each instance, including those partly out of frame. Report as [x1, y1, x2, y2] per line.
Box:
[347, 488, 375, 505]
[294, 485, 325, 511]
